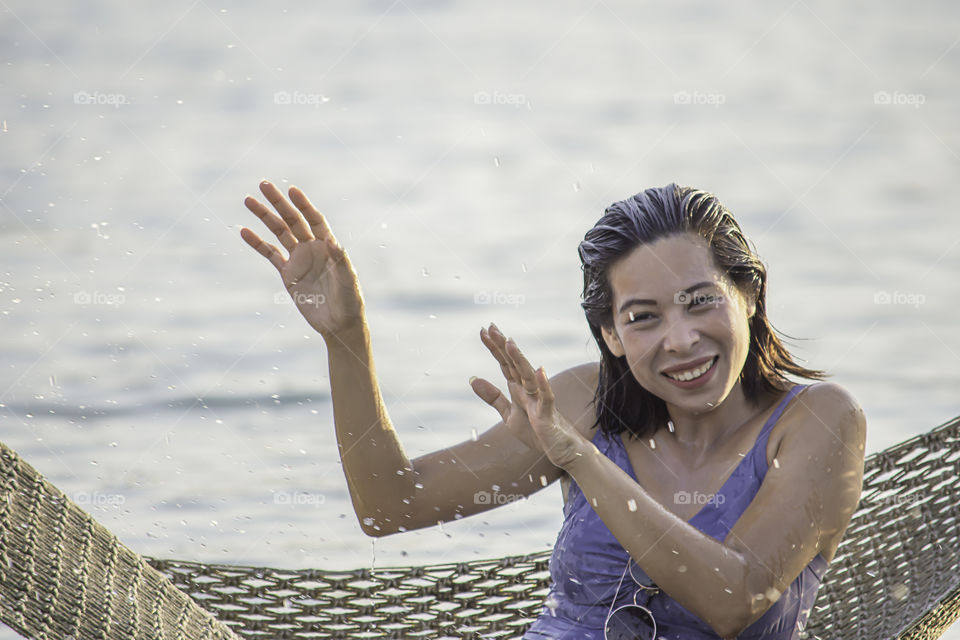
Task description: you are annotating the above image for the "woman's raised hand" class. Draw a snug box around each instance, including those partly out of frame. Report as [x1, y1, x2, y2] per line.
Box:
[471, 324, 587, 469]
[240, 180, 364, 339]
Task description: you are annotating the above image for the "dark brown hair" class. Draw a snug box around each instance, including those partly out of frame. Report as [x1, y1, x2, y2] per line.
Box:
[578, 184, 827, 440]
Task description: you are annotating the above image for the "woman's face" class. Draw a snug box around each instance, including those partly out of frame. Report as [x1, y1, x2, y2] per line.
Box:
[599, 233, 756, 415]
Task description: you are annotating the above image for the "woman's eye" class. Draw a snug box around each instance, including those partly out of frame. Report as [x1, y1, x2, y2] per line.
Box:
[627, 312, 653, 324]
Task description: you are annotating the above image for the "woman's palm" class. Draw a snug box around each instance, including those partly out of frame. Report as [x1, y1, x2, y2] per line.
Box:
[241, 181, 364, 339]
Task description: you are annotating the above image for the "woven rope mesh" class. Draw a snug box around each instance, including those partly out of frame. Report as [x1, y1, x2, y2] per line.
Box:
[0, 441, 241, 640]
[2, 413, 960, 639]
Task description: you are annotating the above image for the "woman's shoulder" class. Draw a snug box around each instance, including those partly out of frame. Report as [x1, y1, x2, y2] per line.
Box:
[780, 381, 867, 448]
[792, 381, 864, 418]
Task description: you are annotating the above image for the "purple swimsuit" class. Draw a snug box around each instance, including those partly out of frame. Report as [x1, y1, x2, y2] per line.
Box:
[524, 384, 828, 639]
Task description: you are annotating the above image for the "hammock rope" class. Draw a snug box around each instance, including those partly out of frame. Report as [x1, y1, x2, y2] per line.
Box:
[2, 413, 960, 639]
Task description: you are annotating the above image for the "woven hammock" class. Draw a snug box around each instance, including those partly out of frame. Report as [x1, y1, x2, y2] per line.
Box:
[2, 413, 960, 640]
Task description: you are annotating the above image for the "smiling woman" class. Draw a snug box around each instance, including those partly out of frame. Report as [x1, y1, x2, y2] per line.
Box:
[581, 185, 830, 444]
[240, 181, 866, 640]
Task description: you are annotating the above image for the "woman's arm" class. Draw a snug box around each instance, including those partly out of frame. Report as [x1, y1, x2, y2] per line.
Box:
[240, 182, 596, 536]
[242, 181, 416, 535]
[322, 322, 597, 537]
[495, 336, 866, 639]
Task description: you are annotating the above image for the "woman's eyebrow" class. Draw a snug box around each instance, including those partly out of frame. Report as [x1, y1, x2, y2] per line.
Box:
[617, 281, 715, 313]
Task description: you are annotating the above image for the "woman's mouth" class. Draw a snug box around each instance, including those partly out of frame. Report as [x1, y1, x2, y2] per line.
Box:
[661, 356, 719, 389]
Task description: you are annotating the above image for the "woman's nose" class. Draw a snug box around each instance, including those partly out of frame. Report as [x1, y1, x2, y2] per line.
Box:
[662, 315, 701, 353]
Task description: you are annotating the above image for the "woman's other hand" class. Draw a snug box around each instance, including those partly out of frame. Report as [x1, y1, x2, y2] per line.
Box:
[472, 324, 589, 469]
[240, 180, 364, 340]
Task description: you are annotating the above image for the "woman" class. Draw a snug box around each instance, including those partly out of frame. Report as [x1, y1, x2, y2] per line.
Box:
[240, 181, 866, 640]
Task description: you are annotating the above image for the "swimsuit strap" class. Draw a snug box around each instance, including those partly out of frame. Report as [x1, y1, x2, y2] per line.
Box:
[756, 383, 809, 442]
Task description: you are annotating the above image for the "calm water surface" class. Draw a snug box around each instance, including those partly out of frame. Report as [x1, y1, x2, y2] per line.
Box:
[1, 1, 959, 637]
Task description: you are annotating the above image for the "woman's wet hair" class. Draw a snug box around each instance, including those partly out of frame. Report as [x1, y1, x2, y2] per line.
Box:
[578, 184, 827, 440]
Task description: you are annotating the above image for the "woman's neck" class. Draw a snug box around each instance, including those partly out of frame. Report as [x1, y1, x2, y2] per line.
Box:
[664, 383, 778, 458]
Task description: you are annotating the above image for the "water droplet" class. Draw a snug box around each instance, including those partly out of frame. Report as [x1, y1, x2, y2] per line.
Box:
[648, 438, 656, 449]
[539, 475, 548, 487]
[773, 458, 780, 469]
[471, 428, 478, 441]
[627, 499, 637, 512]
[545, 595, 559, 614]
[891, 582, 909, 601]
[493, 157, 500, 167]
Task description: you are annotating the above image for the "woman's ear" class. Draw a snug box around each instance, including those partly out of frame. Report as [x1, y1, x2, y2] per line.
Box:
[735, 283, 757, 320]
[600, 323, 626, 357]
[744, 290, 757, 320]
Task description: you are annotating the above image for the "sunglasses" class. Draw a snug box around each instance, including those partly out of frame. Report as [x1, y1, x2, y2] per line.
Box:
[604, 560, 661, 640]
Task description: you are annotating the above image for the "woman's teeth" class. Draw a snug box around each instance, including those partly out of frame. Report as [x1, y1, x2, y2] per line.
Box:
[665, 358, 715, 382]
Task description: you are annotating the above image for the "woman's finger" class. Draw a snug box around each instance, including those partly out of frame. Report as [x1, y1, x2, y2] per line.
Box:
[504, 337, 541, 394]
[240, 227, 286, 272]
[504, 379, 535, 414]
[244, 194, 298, 253]
[469, 376, 511, 421]
[486, 324, 521, 381]
[259, 180, 315, 243]
[534, 366, 555, 419]
[289, 185, 337, 244]
[480, 326, 519, 384]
